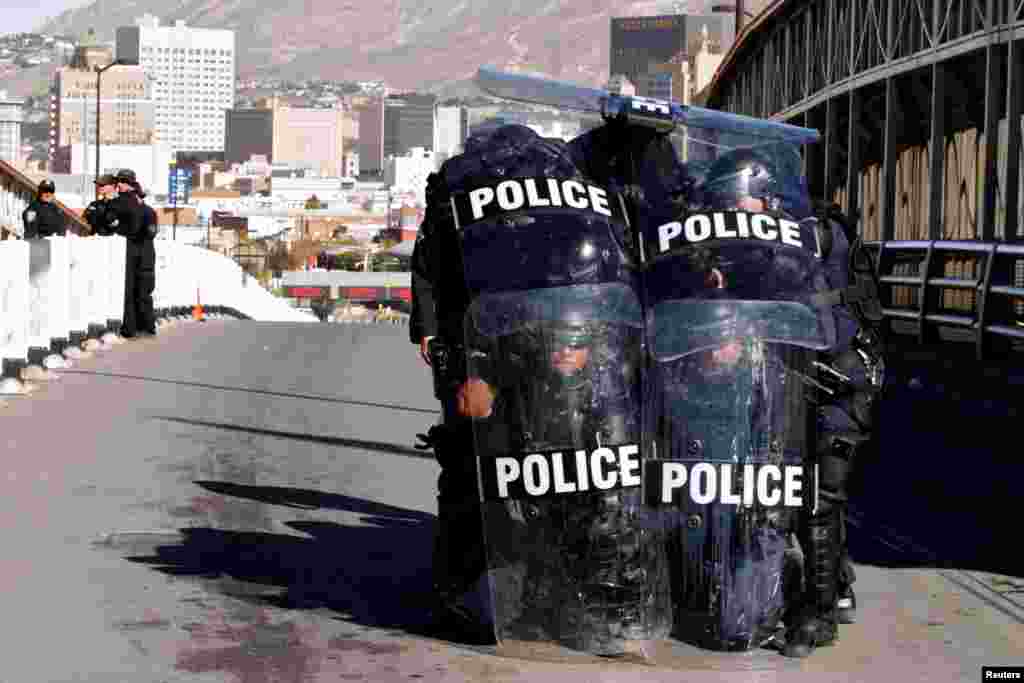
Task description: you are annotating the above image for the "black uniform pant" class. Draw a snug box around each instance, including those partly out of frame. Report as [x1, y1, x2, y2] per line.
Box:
[123, 240, 156, 336]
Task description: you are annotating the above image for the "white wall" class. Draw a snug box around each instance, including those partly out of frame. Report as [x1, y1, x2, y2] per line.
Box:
[0, 235, 314, 367]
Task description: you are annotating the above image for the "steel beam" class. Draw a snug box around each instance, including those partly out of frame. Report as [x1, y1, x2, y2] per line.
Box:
[847, 89, 863, 223]
[929, 62, 948, 240]
[822, 96, 840, 199]
[806, 105, 827, 198]
[881, 77, 899, 241]
[1005, 37, 1024, 241]
[980, 39, 1003, 241]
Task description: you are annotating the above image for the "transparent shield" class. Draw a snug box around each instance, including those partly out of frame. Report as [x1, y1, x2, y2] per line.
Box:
[642, 337, 816, 650]
[464, 283, 671, 654]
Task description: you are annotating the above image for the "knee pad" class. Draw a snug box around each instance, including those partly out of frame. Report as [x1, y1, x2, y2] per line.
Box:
[817, 434, 863, 502]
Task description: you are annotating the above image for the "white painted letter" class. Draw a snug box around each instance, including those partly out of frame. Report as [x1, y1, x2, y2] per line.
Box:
[495, 457, 520, 499]
[591, 447, 618, 490]
[658, 221, 683, 253]
[661, 462, 688, 503]
[469, 187, 495, 220]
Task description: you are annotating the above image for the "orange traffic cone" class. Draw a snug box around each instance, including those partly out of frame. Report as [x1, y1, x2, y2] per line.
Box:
[193, 288, 206, 322]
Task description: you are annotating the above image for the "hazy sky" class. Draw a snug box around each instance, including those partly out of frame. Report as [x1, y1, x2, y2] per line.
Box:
[3, 0, 92, 37]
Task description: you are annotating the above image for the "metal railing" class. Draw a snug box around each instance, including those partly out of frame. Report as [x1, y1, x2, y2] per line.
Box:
[0, 159, 89, 238]
[866, 240, 1024, 360]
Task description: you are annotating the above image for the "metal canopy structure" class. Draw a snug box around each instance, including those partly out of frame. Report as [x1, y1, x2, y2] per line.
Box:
[703, 0, 1024, 359]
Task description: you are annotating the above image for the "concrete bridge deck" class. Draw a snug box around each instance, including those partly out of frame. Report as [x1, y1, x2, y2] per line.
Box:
[1, 321, 1020, 682]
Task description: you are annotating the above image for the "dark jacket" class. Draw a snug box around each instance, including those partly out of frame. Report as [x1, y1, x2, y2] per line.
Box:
[22, 199, 66, 238]
[84, 199, 118, 236]
[409, 171, 470, 346]
[109, 192, 148, 242]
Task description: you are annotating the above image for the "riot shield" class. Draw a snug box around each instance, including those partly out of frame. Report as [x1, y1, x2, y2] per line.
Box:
[639, 131, 832, 650]
[451, 181, 671, 656]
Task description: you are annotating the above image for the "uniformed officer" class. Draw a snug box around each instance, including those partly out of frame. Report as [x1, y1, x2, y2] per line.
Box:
[109, 169, 157, 337]
[83, 174, 120, 236]
[22, 179, 67, 239]
[693, 146, 885, 657]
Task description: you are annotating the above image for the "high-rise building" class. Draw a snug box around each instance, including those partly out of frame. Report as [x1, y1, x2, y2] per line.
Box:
[609, 12, 733, 99]
[117, 14, 236, 153]
[355, 97, 384, 175]
[433, 105, 464, 161]
[0, 91, 25, 164]
[383, 93, 436, 159]
[48, 43, 154, 173]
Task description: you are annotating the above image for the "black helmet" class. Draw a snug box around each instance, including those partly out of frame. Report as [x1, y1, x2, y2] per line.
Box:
[697, 144, 810, 218]
[38, 179, 56, 194]
[115, 168, 137, 184]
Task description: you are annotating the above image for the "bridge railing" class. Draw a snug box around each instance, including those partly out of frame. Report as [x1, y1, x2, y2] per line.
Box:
[867, 240, 1024, 360]
[0, 159, 90, 238]
[1, 235, 314, 387]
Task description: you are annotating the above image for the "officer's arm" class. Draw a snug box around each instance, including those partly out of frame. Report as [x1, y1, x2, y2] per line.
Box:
[410, 234, 438, 348]
[22, 206, 37, 239]
[112, 198, 142, 238]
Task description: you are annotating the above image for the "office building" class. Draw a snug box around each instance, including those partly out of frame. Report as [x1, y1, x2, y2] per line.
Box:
[48, 43, 154, 173]
[0, 91, 25, 164]
[117, 14, 236, 152]
[225, 97, 352, 177]
[609, 12, 733, 99]
[383, 93, 436, 160]
[356, 97, 384, 175]
[433, 105, 465, 161]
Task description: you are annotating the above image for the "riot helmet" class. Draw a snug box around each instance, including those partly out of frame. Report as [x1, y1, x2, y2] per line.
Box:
[697, 144, 810, 218]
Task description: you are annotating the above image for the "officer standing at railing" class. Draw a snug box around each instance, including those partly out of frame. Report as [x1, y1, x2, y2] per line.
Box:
[83, 174, 120, 236]
[109, 168, 158, 338]
[22, 179, 67, 239]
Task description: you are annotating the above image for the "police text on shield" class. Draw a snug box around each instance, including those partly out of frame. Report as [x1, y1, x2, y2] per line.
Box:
[657, 211, 805, 254]
[452, 177, 615, 228]
[645, 461, 806, 507]
[483, 444, 642, 501]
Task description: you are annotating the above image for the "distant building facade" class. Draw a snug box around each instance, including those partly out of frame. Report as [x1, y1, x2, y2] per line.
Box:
[356, 97, 384, 175]
[0, 90, 25, 164]
[48, 43, 154, 173]
[609, 12, 733, 101]
[383, 93, 436, 159]
[117, 14, 236, 152]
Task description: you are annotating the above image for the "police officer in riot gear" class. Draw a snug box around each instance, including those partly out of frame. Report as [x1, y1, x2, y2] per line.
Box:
[693, 146, 885, 657]
[110, 168, 158, 337]
[22, 179, 67, 238]
[411, 124, 646, 643]
[456, 311, 650, 653]
[83, 174, 120, 236]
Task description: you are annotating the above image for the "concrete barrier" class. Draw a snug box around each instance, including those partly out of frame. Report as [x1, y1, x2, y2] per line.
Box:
[0, 236, 316, 393]
[0, 240, 30, 390]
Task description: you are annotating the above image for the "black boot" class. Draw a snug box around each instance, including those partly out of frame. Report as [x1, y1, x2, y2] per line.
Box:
[836, 583, 856, 625]
[783, 505, 842, 658]
[836, 513, 857, 624]
[429, 495, 494, 645]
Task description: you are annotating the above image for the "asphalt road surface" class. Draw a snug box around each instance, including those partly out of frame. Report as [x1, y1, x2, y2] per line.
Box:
[1, 320, 1020, 682]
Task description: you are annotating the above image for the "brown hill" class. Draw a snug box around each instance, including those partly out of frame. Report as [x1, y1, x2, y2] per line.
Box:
[36, 0, 735, 91]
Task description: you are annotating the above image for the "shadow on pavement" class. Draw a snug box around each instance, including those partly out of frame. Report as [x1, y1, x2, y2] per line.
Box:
[126, 484, 441, 634]
[844, 358, 1023, 579]
[155, 416, 434, 460]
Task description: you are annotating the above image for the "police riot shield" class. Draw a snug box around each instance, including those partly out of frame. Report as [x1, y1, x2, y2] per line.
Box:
[640, 129, 831, 651]
[451, 177, 671, 655]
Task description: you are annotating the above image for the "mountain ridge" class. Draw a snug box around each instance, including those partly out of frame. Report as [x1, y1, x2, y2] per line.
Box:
[36, 0, 735, 92]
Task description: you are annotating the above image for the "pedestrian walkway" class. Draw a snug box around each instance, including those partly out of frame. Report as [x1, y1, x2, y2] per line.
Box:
[1, 321, 1020, 682]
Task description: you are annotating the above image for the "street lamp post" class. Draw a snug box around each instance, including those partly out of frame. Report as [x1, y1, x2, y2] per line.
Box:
[94, 57, 138, 197]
